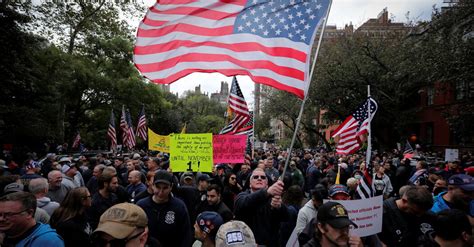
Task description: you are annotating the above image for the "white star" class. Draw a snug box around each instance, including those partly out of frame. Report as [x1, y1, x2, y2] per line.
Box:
[246, 21, 252, 27]
[284, 24, 290, 30]
[288, 14, 294, 20]
[267, 18, 273, 24]
[275, 12, 281, 17]
[259, 5, 265, 10]
[271, 23, 277, 29]
[254, 17, 260, 23]
[301, 34, 307, 41]
[291, 22, 297, 28]
[263, 30, 269, 36]
[309, 14, 316, 20]
[289, 33, 294, 38]
[303, 2, 309, 6]
[284, 8, 290, 13]
[296, 29, 301, 34]
[252, 0, 258, 4]
[238, 25, 244, 31]
[250, 9, 256, 15]
[300, 19, 306, 25]
[269, 1, 274, 6]
[296, 11, 302, 17]
[316, 4, 322, 9]
[279, 17, 286, 23]
[251, 28, 256, 33]
[306, 9, 312, 14]
[258, 24, 264, 29]
[294, 4, 299, 9]
[242, 14, 248, 20]
[304, 24, 311, 30]
[262, 13, 268, 18]
[275, 29, 282, 35]
[271, 8, 277, 12]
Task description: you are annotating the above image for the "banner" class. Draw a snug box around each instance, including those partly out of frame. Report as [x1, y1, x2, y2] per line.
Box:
[170, 133, 213, 172]
[213, 135, 246, 164]
[324, 195, 383, 237]
[148, 129, 169, 153]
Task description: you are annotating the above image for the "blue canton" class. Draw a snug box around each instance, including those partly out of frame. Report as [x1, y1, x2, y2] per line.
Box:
[234, 0, 330, 45]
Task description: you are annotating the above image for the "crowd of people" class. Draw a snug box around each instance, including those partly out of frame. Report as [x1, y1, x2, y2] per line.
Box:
[0, 148, 473, 247]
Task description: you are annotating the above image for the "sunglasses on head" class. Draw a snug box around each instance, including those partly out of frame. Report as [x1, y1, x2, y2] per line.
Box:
[252, 175, 267, 180]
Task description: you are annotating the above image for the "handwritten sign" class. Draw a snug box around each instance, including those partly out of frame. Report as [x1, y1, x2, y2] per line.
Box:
[445, 148, 459, 162]
[213, 135, 246, 164]
[325, 195, 383, 237]
[148, 129, 170, 153]
[170, 133, 213, 172]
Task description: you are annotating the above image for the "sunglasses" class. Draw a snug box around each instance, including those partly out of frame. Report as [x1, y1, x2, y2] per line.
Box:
[93, 230, 144, 247]
[230, 177, 236, 180]
[252, 175, 267, 180]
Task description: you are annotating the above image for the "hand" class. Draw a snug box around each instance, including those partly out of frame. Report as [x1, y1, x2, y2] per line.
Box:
[348, 236, 363, 247]
[271, 195, 282, 208]
[267, 180, 284, 197]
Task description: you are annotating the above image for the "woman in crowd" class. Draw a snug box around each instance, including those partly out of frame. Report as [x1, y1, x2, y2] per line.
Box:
[221, 172, 242, 212]
[50, 187, 93, 247]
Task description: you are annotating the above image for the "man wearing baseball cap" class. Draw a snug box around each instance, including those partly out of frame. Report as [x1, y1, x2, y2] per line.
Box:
[193, 211, 224, 247]
[431, 174, 474, 215]
[93, 203, 155, 247]
[137, 170, 192, 247]
[304, 201, 361, 247]
[328, 184, 350, 201]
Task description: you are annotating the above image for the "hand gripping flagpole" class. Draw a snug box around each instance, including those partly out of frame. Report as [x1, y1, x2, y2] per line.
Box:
[281, 0, 333, 181]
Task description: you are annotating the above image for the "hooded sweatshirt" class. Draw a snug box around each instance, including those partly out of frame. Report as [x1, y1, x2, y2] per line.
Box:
[14, 223, 64, 247]
[37, 197, 60, 216]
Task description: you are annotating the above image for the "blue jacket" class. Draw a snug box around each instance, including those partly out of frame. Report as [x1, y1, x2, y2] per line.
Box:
[16, 223, 64, 247]
[431, 191, 474, 216]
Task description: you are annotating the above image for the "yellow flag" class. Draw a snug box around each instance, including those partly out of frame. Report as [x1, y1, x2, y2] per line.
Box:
[335, 164, 341, 185]
[180, 123, 186, 134]
[148, 128, 170, 153]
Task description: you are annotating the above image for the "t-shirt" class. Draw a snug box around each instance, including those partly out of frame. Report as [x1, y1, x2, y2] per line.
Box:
[373, 175, 386, 196]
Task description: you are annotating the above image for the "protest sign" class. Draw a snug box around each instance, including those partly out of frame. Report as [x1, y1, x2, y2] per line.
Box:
[170, 133, 213, 172]
[148, 129, 170, 153]
[445, 148, 459, 162]
[213, 135, 246, 164]
[324, 195, 383, 237]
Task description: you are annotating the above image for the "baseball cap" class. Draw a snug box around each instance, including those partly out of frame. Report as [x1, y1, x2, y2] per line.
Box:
[154, 170, 174, 185]
[198, 174, 212, 182]
[25, 160, 40, 170]
[215, 220, 256, 247]
[3, 183, 24, 195]
[61, 163, 76, 174]
[58, 157, 71, 164]
[183, 172, 194, 181]
[317, 201, 357, 229]
[328, 184, 349, 197]
[196, 211, 224, 239]
[448, 174, 474, 191]
[94, 203, 148, 239]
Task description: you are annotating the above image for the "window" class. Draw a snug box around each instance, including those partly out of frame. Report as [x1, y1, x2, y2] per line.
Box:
[427, 87, 434, 105]
[455, 81, 474, 100]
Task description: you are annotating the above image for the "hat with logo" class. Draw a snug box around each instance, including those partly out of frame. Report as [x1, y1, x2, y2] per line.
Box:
[61, 163, 76, 174]
[328, 184, 349, 197]
[196, 211, 224, 239]
[153, 170, 174, 185]
[3, 183, 24, 195]
[317, 201, 357, 229]
[25, 160, 40, 170]
[94, 203, 148, 239]
[448, 174, 474, 191]
[215, 220, 256, 247]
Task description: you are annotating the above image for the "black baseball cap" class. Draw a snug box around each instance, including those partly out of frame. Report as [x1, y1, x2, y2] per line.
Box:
[154, 170, 174, 185]
[317, 201, 357, 229]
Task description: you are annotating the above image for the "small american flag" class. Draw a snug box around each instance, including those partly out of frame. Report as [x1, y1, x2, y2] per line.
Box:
[72, 132, 81, 149]
[108, 110, 117, 150]
[120, 106, 130, 148]
[126, 109, 136, 149]
[220, 77, 253, 135]
[356, 163, 374, 199]
[331, 97, 378, 155]
[136, 105, 147, 141]
[134, 0, 331, 99]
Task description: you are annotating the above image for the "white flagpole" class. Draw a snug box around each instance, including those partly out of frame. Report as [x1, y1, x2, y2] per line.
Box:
[281, 0, 333, 180]
[365, 85, 372, 166]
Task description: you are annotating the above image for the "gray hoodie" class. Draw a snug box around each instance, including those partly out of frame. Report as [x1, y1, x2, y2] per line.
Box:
[37, 197, 60, 216]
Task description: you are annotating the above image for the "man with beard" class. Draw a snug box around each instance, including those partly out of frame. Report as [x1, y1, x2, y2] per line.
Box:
[303, 201, 362, 247]
[87, 170, 119, 229]
[431, 174, 474, 215]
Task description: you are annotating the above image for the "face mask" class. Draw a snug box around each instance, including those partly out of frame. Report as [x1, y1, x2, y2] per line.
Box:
[354, 175, 362, 180]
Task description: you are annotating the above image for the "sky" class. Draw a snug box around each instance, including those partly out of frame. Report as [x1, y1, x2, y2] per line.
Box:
[136, 0, 445, 109]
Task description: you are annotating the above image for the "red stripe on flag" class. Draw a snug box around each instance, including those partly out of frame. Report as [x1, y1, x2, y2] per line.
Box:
[137, 24, 234, 37]
[150, 6, 239, 20]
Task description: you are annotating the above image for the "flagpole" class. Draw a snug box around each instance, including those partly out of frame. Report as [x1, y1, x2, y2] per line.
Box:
[281, 0, 333, 181]
[365, 85, 372, 166]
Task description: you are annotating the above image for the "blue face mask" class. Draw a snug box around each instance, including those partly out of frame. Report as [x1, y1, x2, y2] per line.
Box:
[354, 175, 362, 180]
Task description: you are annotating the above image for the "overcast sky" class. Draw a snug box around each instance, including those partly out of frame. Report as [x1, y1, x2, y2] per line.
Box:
[137, 0, 445, 108]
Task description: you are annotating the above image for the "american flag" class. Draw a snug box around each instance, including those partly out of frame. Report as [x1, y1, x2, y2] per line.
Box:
[108, 110, 117, 150]
[126, 109, 136, 149]
[220, 77, 253, 135]
[136, 105, 147, 141]
[72, 132, 81, 149]
[403, 139, 415, 159]
[331, 97, 378, 155]
[356, 163, 374, 199]
[134, 0, 331, 99]
[120, 106, 130, 148]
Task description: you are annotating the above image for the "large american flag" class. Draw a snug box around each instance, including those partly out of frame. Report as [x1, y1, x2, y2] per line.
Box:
[136, 105, 147, 141]
[134, 0, 330, 99]
[331, 97, 378, 155]
[108, 110, 117, 150]
[220, 77, 253, 135]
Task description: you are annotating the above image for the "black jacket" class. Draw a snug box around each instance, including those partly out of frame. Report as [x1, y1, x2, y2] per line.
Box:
[234, 189, 289, 247]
